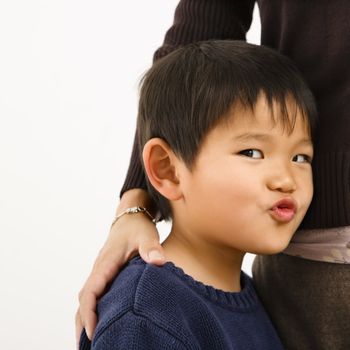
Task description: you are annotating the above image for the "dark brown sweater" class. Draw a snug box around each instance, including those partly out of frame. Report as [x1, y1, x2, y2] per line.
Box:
[120, 0, 350, 229]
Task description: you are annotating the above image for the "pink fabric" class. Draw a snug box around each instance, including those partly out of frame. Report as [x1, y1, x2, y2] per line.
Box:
[283, 226, 350, 264]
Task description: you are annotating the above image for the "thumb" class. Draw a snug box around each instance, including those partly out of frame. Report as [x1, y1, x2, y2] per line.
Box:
[139, 240, 166, 265]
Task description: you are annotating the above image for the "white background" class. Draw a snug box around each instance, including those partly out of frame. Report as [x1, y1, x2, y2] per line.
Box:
[0, 1, 261, 349]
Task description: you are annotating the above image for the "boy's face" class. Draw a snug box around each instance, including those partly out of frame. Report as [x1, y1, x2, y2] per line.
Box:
[174, 96, 314, 255]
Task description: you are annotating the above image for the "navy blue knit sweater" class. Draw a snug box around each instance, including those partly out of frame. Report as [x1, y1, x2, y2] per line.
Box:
[79, 257, 283, 349]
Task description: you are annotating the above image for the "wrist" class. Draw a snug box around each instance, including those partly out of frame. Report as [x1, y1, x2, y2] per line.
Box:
[112, 206, 157, 228]
[117, 188, 155, 216]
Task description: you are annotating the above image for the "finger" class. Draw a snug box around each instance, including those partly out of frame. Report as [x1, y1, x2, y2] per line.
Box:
[78, 248, 129, 338]
[139, 240, 166, 265]
[75, 310, 83, 349]
[79, 287, 100, 340]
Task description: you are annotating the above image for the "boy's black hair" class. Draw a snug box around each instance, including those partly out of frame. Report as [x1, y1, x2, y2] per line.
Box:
[137, 40, 317, 221]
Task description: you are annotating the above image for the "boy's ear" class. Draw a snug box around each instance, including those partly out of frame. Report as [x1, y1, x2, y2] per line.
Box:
[142, 138, 183, 201]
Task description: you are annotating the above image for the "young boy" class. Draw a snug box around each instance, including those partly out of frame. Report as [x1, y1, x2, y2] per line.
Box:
[79, 40, 317, 349]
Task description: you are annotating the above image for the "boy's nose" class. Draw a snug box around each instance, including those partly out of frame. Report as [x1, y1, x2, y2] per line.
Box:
[267, 166, 297, 193]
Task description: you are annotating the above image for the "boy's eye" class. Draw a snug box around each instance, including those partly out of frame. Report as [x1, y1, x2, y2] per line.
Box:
[293, 154, 312, 163]
[239, 149, 264, 159]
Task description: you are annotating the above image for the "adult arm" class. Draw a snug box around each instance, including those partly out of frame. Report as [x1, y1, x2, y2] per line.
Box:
[75, 188, 163, 346]
[76, 0, 256, 345]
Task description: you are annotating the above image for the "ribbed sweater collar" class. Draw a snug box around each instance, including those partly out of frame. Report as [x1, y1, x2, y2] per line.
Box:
[131, 257, 259, 310]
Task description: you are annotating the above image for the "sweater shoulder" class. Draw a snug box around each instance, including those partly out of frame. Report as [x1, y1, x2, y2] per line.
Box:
[93, 257, 194, 347]
[94, 257, 147, 324]
[94, 257, 191, 327]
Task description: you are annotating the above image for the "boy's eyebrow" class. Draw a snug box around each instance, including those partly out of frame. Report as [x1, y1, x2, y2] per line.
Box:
[233, 133, 313, 145]
[234, 133, 271, 142]
[296, 138, 313, 146]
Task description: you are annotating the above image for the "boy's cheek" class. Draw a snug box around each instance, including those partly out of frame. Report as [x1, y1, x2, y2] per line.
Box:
[306, 178, 314, 207]
[299, 174, 313, 207]
[299, 190, 313, 218]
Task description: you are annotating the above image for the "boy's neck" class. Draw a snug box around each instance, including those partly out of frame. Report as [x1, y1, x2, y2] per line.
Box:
[162, 225, 245, 293]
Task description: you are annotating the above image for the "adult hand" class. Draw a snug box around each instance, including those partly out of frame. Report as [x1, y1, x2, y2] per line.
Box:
[75, 195, 165, 348]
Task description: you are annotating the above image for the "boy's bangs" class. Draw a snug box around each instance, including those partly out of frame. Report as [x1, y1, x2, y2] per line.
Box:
[258, 93, 312, 137]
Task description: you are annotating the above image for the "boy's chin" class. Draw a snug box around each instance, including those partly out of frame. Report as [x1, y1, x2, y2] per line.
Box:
[252, 240, 292, 256]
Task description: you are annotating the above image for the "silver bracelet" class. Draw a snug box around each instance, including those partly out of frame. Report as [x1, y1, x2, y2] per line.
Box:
[111, 206, 157, 227]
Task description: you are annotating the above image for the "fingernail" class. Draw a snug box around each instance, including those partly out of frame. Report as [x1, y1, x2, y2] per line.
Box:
[148, 250, 164, 261]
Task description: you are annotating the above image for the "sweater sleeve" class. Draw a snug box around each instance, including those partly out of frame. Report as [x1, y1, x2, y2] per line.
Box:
[91, 311, 189, 350]
[119, 0, 256, 200]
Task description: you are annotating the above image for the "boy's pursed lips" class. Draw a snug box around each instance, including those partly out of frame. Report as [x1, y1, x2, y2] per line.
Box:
[269, 198, 297, 223]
